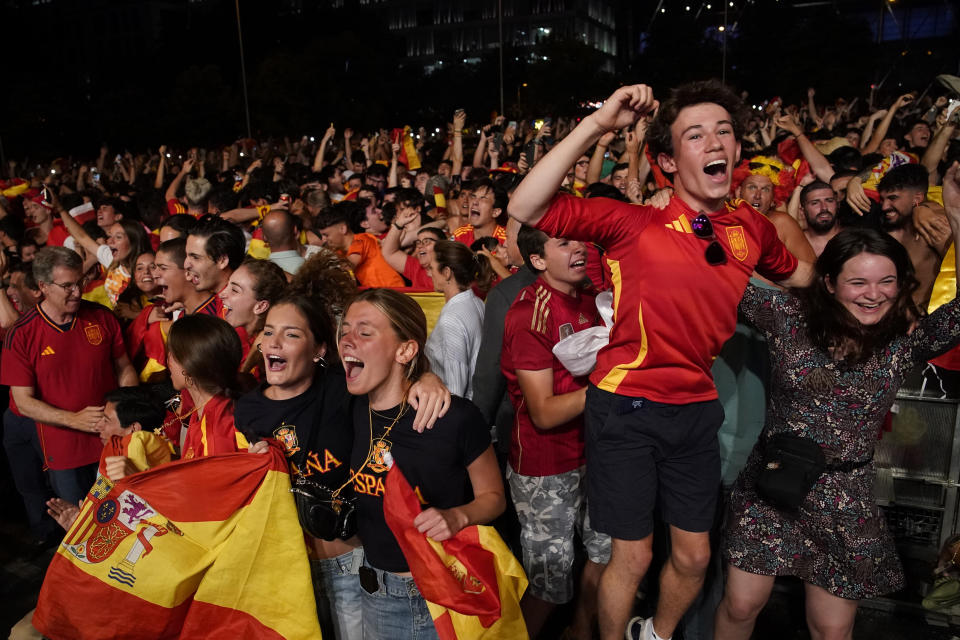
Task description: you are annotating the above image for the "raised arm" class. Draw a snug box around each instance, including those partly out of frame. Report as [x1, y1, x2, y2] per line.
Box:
[380, 207, 419, 273]
[509, 84, 657, 226]
[451, 110, 465, 178]
[776, 114, 835, 182]
[862, 94, 914, 155]
[587, 131, 616, 184]
[312, 125, 336, 173]
[806, 88, 820, 127]
[154, 145, 167, 190]
[165, 157, 194, 203]
[56, 199, 101, 260]
[388, 142, 400, 188]
[922, 120, 957, 179]
[472, 127, 489, 169]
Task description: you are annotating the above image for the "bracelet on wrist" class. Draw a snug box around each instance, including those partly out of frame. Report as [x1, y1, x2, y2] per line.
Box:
[393, 222, 404, 230]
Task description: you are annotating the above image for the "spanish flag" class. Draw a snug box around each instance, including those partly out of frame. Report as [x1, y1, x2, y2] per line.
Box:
[126, 306, 171, 382]
[33, 443, 321, 640]
[383, 464, 528, 639]
[391, 126, 422, 171]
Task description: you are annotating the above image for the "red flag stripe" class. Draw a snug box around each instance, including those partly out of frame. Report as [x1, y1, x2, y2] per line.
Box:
[114, 450, 288, 522]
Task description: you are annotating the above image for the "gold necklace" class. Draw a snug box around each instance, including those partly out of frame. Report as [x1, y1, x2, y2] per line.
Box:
[324, 396, 410, 498]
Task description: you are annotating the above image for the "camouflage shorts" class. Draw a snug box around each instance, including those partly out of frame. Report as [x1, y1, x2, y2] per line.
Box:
[506, 465, 611, 604]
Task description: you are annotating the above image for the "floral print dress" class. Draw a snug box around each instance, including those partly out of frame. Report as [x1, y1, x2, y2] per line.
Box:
[723, 285, 960, 599]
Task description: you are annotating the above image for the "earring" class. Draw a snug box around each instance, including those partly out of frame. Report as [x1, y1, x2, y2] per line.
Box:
[314, 355, 327, 368]
[257, 343, 263, 352]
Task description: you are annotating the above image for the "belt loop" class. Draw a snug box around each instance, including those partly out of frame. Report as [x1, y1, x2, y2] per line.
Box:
[349, 547, 364, 573]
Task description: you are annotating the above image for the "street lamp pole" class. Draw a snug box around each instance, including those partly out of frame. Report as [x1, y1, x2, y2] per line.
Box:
[722, 1, 728, 84]
[498, 0, 505, 116]
[235, 0, 253, 139]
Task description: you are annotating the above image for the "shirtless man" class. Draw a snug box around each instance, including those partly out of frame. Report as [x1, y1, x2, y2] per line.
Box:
[737, 173, 816, 267]
[878, 164, 950, 306]
[799, 181, 841, 256]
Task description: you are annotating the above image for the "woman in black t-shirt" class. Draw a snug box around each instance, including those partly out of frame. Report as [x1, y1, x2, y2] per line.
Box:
[237, 295, 452, 640]
[338, 288, 505, 640]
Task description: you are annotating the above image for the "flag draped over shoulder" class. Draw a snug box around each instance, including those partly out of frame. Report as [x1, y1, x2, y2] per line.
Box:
[383, 465, 528, 640]
[33, 443, 321, 640]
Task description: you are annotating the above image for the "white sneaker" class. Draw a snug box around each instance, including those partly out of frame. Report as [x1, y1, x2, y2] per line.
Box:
[624, 616, 647, 640]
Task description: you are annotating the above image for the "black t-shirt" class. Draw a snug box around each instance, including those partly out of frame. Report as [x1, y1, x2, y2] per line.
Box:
[351, 395, 491, 573]
[235, 367, 354, 490]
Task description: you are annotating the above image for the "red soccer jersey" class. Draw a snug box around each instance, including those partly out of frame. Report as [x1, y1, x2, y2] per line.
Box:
[181, 393, 243, 459]
[453, 224, 506, 247]
[403, 255, 434, 290]
[191, 292, 225, 318]
[45, 220, 71, 247]
[166, 198, 187, 216]
[536, 194, 798, 403]
[1, 302, 125, 469]
[502, 278, 599, 476]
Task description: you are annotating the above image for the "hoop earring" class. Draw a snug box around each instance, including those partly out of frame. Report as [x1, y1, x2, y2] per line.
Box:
[257, 343, 263, 352]
[314, 355, 327, 368]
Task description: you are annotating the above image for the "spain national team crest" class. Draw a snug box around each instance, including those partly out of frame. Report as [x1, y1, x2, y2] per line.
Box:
[725, 226, 749, 262]
[84, 323, 103, 346]
[273, 424, 301, 457]
[368, 440, 392, 473]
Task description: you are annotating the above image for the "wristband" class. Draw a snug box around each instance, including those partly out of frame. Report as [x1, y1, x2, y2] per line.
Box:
[393, 222, 404, 230]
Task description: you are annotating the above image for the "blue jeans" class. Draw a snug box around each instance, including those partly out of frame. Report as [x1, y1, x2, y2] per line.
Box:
[311, 547, 364, 640]
[360, 560, 439, 640]
[48, 462, 98, 506]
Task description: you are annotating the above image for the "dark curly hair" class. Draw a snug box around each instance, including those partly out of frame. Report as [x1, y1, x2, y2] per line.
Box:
[797, 228, 920, 364]
[647, 79, 750, 159]
[286, 248, 358, 321]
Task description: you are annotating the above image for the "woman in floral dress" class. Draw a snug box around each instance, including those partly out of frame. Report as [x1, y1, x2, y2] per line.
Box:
[715, 165, 960, 640]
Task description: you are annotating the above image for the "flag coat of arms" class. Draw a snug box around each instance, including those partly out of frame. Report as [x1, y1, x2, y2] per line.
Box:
[383, 464, 528, 639]
[33, 443, 322, 639]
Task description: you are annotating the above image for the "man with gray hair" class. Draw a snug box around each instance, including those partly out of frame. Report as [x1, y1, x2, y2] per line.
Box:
[1, 247, 137, 504]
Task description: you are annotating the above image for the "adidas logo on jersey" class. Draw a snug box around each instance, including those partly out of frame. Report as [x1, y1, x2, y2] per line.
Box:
[665, 216, 693, 233]
[41, 346, 55, 356]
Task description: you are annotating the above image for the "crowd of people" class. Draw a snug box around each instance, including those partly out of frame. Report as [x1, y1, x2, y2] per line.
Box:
[2, 73, 960, 640]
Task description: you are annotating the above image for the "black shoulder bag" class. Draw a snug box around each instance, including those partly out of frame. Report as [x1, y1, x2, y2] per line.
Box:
[755, 433, 826, 510]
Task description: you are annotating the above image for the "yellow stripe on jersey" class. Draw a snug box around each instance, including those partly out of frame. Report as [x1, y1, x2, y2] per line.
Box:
[530, 286, 550, 332]
[598, 257, 649, 392]
[200, 415, 209, 457]
[537, 292, 552, 334]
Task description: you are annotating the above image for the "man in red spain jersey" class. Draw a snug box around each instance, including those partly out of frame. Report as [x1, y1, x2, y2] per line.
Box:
[453, 177, 508, 247]
[509, 81, 814, 640]
[184, 216, 246, 318]
[1, 247, 137, 506]
[501, 227, 610, 639]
